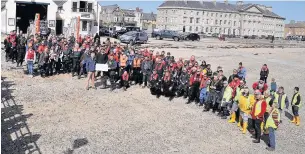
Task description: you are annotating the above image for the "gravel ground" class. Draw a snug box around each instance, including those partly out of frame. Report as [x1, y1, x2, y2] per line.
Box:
[1, 38, 305, 154]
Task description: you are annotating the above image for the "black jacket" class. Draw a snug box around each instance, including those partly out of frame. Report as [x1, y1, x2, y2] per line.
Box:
[96, 52, 108, 64]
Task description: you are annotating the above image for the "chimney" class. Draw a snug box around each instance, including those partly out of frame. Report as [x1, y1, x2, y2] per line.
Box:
[213, 0, 216, 6]
[224, 0, 228, 5]
[266, 6, 272, 12]
[136, 7, 139, 12]
[236, 1, 243, 6]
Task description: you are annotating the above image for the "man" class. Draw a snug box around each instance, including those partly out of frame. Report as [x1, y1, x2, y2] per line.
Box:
[141, 56, 153, 88]
[187, 68, 201, 104]
[176, 68, 189, 98]
[228, 69, 238, 83]
[132, 54, 142, 85]
[149, 70, 160, 95]
[273, 86, 289, 122]
[38, 47, 50, 77]
[71, 44, 82, 78]
[202, 64, 213, 78]
[265, 101, 280, 151]
[238, 87, 255, 134]
[237, 62, 246, 80]
[203, 72, 222, 111]
[291, 87, 301, 126]
[228, 78, 243, 124]
[219, 81, 233, 119]
[62, 44, 72, 74]
[16, 36, 26, 67]
[161, 70, 172, 97]
[252, 79, 268, 94]
[251, 90, 267, 143]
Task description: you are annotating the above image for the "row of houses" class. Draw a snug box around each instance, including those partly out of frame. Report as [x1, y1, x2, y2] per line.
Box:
[1, 0, 157, 36]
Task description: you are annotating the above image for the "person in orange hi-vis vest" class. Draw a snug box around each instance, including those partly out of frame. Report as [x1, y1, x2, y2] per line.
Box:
[132, 55, 142, 85]
[251, 90, 267, 143]
[119, 53, 128, 77]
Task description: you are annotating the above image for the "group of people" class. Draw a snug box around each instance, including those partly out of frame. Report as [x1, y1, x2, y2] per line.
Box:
[3, 31, 302, 151]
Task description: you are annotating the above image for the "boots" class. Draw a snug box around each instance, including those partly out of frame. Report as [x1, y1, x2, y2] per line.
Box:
[296, 116, 300, 126]
[237, 116, 242, 127]
[228, 112, 236, 123]
[291, 116, 296, 123]
[242, 122, 248, 134]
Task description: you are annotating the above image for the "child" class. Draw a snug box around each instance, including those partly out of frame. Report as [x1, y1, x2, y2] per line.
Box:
[270, 78, 277, 94]
[121, 71, 129, 90]
[265, 102, 280, 151]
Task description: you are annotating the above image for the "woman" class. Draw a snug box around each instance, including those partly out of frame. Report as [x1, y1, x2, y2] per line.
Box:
[85, 52, 96, 90]
[200, 60, 207, 69]
[260, 64, 269, 83]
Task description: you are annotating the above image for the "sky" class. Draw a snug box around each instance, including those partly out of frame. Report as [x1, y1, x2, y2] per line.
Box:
[98, 1, 305, 23]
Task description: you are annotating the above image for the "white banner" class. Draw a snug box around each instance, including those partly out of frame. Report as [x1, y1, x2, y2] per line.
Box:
[96, 64, 108, 71]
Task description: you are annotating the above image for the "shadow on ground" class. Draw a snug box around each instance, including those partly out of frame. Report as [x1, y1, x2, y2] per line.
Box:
[1, 77, 42, 154]
[63, 138, 89, 154]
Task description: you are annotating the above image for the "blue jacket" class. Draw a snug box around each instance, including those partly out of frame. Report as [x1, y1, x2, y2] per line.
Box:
[85, 57, 96, 72]
[237, 67, 246, 79]
[127, 55, 135, 66]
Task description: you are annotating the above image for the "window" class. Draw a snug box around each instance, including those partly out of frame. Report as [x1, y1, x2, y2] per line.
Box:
[88, 3, 93, 12]
[206, 27, 208, 32]
[207, 19, 209, 24]
[166, 10, 167, 14]
[197, 12, 199, 15]
[195, 27, 198, 31]
[196, 18, 200, 23]
[190, 17, 193, 23]
[229, 14, 231, 18]
[224, 20, 226, 24]
[234, 21, 236, 26]
[210, 28, 212, 32]
[202, 11, 204, 15]
[184, 11, 186, 15]
[165, 17, 167, 22]
[220, 14, 222, 17]
[72, 2, 77, 12]
[225, 14, 227, 17]
[228, 21, 231, 25]
[183, 17, 187, 23]
[207, 12, 209, 16]
[58, 6, 63, 12]
[215, 20, 218, 25]
[216, 13, 218, 17]
[211, 13, 214, 17]
[82, 21, 87, 31]
[189, 26, 192, 31]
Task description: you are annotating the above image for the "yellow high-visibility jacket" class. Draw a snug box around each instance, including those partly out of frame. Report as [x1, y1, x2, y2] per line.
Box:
[238, 94, 255, 114]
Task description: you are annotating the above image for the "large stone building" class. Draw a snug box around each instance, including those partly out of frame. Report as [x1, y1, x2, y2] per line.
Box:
[284, 21, 305, 37]
[157, 1, 285, 38]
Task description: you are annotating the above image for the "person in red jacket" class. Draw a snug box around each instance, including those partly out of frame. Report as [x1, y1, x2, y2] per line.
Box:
[121, 71, 129, 90]
[252, 79, 268, 94]
[251, 90, 267, 143]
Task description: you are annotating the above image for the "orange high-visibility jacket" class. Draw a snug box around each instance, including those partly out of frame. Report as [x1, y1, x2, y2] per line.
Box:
[133, 58, 141, 68]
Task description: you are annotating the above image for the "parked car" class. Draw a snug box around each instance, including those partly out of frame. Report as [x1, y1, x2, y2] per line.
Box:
[251, 35, 258, 39]
[113, 26, 140, 39]
[184, 33, 200, 41]
[154, 30, 182, 41]
[212, 33, 219, 38]
[99, 27, 111, 36]
[119, 31, 148, 45]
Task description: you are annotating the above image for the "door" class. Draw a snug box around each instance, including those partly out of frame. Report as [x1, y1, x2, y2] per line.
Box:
[56, 20, 63, 35]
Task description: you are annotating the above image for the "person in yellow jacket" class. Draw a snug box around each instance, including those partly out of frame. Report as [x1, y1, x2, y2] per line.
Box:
[238, 87, 255, 134]
[265, 102, 280, 151]
[291, 87, 301, 126]
[273, 86, 289, 122]
[220, 82, 233, 119]
[228, 80, 246, 125]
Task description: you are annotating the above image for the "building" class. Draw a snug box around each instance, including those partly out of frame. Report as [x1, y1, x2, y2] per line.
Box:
[157, 1, 285, 38]
[284, 21, 305, 37]
[1, 0, 100, 36]
[100, 5, 157, 31]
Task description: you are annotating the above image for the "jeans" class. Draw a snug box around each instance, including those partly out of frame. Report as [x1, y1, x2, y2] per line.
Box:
[27, 61, 34, 75]
[268, 127, 276, 148]
[199, 88, 207, 105]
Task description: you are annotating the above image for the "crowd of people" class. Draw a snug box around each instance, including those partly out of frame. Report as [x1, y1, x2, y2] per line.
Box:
[3, 30, 302, 151]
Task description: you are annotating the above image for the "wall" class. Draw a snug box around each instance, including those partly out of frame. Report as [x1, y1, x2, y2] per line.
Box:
[1, 8, 7, 34]
[3, 0, 16, 34]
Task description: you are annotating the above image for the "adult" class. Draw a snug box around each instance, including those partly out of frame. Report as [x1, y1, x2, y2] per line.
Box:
[260, 64, 269, 83]
[228, 69, 238, 83]
[251, 90, 267, 143]
[85, 52, 97, 90]
[273, 86, 289, 121]
[291, 87, 301, 126]
[237, 62, 246, 80]
[252, 79, 268, 94]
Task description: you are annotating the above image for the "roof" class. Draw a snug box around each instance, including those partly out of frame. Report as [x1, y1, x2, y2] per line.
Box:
[285, 23, 305, 28]
[121, 9, 136, 17]
[53, 0, 67, 7]
[159, 1, 284, 19]
[141, 13, 157, 21]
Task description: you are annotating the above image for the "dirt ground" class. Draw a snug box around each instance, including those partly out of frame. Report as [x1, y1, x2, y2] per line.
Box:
[1, 38, 305, 154]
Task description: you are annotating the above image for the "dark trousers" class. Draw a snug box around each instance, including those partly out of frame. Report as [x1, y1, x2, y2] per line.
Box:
[142, 72, 150, 86]
[188, 82, 200, 102]
[260, 76, 268, 83]
[62, 60, 71, 73]
[122, 80, 129, 88]
[17, 51, 25, 66]
[40, 63, 49, 77]
[48, 59, 55, 76]
[79, 63, 87, 76]
[10, 48, 17, 62]
[109, 70, 117, 90]
[253, 119, 262, 140]
[72, 58, 80, 76]
[132, 67, 141, 84]
[55, 59, 61, 74]
[292, 106, 299, 116]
